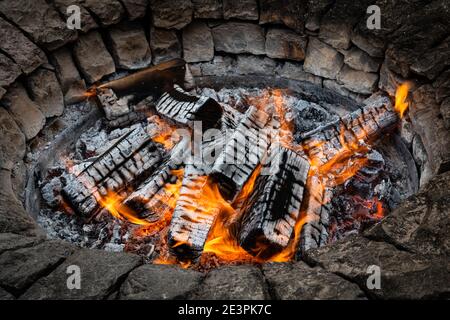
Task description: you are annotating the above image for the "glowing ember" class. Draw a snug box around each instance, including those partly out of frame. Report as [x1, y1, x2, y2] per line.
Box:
[394, 83, 411, 118]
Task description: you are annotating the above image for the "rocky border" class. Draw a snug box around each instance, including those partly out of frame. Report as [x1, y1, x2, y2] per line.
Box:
[0, 0, 449, 300]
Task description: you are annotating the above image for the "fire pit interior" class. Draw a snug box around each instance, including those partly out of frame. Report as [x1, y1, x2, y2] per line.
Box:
[0, 0, 448, 300]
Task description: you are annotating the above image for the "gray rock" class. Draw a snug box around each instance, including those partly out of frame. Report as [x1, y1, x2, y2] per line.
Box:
[109, 22, 152, 70]
[399, 118, 414, 148]
[319, 23, 352, 50]
[1, 83, 45, 140]
[0, 240, 74, 295]
[323, 79, 351, 98]
[53, 0, 97, 33]
[263, 262, 365, 300]
[304, 235, 450, 299]
[192, 0, 222, 19]
[121, 0, 148, 20]
[21, 249, 142, 300]
[73, 31, 116, 83]
[27, 68, 65, 118]
[223, 0, 258, 20]
[119, 264, 202, 299]
[441, 97, 450, 129]
[351, 30, 385, 58]
[259, 0, 306, 33]
[0, 18, 47, 75]
[182, 22, 214, 63]
[303, 38, 344, 79]
[265, 28, 307, 61]
[277, 62, 322, 86]
[0, 54, 21, 94]
[342, 47, 380, 73]
[410, 85, 450, 176]
[0, 287, 14, 300]
[11, 159, 27, 203]
[337, 65, 378, 94]
[189, 265, 268, 300]
[0, 168, 38, 236]
[433, 69, 450, 104]
[235, 55, 277, 75]
[83, 0, 125, 26]
[197, 55, 236, 76]
[51, 47, 87, 105]
[365, 171, 450, 258]
[378, 63, 404, 97]
[150, 28, 182, 65]
[212, 22, 265, 55]
[150, 0, 193, 30]
[0, 108, 25, 166]
[410, 35, 450, 80]
[0, 233, 44, 255]
[0, 0, 77, 50]
[412, 135, 428, 170]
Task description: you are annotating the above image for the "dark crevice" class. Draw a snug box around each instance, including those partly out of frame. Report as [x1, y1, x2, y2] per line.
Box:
[0, 238, 45, 258]
[0, 48, 19, 66]
[257, 265, 279, 300]
[103, 262, 143, 300]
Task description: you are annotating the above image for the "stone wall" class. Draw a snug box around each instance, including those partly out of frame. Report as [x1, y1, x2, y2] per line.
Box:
[0, 0, 449, 243]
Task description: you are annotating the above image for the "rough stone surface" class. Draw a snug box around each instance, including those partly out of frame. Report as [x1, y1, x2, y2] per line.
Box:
[121, 0, 148, 20]
[303, 38, 343, 79]
[0, 233, 44, 255]
[0, 0, 77, 50]
[223, 0, 258, 20]
[11, 160, 26, 203]
[337, 65, 378, 94]
[27, 68, 65, 118]
[263, 262, 365, 300]
[343, 47, 380, 73]
[366, 171, 450, 258]
[319, 23, 352, 51]
[150, 28, 182, 65]
[0, 54, 22, 96]
[351, 30, 385, 58]
[410, 35, 450, 80]
[0, 168, 38, 236]
[1, 83, 45, 140]
[196, 55, 236, 76]
[22, 249, 142, 300]
[235, 55, 277, 75]
[259, 0, 306, 33]
[0, 288, 14, 300]
[277, 62, 323, 86]
[51, 48, 87, 105]
[0, 240, 74, 295]
[73, 31, 116, 83]
[192, 0, 222, 19]
[182, 22, 214, 63]
[323, 79, 352, 98]
[0, 18, 47, 75]
[378, 63, 404, 97]
[265, 28, 307, 61]
[53, 0, 97, 33]
[83, 0, 125, 26]
[410, 85, 450, 175]
[189, 265, 268, 300]
[304, 235, 450, 299]
[150, 0, 193, 30]
[212, 22, 265, 55]
[109, 22, 152, 70]
[433, 69, 450, 104]
[119, 264, 203, 299]
[0, 108, 25, 166]
[441, 97, 450, 129]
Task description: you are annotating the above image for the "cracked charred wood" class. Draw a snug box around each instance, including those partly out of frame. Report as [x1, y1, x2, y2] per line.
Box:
[156, 85, 223, 129]
[168, 164, 220, 261]
[62, 126, 163, 217]
[96, 58, 186, 98]
[237, 144, 310, 259]
[210, 106, 270, 201]
[301, 95, 398, 168]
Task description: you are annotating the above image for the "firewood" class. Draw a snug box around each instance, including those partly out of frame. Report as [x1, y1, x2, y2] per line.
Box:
[156, 85, 223, 129]
[237, 144, 310, 259]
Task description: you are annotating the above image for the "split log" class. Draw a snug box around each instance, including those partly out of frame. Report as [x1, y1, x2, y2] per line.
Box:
[167, 164, 220, 261]
[61, 126, 163, 217]
[97, 58, 186, 97]
[210, 106, 270, 200]
[156, 85, 223, 129]
[237, 144, 310, 259]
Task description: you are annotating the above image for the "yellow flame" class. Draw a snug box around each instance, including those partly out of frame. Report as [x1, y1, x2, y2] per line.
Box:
[395, 83, 411, 118]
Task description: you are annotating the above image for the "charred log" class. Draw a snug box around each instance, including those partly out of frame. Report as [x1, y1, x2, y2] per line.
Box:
[237, 144, 310, 259]
[156, 85, 223, 129]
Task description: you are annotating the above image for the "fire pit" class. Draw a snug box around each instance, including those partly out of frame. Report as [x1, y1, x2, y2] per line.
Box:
[0, 0, 448, 300]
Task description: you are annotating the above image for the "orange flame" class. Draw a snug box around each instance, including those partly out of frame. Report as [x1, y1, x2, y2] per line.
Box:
[98, 191, 150, 226]
[394, 83, 411, 118]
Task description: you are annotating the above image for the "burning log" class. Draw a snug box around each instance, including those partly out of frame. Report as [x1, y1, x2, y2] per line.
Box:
[62, 126, 163, 217]
[167, 164, 221, 261]
[211, 106, 270, 200]
[96, 58, 186, 97]
[156, 85, 223, 129]
[237, 144, 310, 259]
